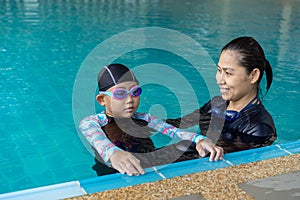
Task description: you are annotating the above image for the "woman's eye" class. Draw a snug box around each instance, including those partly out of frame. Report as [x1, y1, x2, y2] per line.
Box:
[225, 71, 232, 76]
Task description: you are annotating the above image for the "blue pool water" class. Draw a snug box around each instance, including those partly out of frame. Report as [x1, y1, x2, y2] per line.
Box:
[0, 0, 299, 194]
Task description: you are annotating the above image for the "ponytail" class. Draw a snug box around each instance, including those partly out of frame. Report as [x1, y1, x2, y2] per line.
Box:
[264, 60, 273, 94]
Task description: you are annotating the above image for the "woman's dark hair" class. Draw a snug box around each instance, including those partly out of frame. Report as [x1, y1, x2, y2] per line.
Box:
[221, 36, 273, 96]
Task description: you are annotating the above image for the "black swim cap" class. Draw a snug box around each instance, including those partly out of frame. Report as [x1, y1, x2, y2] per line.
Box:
[98, 63, 139, 91]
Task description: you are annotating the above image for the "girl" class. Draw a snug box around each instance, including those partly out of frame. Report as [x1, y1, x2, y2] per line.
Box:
[80, 63, 223, 176]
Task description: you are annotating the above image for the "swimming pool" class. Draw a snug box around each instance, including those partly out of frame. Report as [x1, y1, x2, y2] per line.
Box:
[0, 0, 299, 195]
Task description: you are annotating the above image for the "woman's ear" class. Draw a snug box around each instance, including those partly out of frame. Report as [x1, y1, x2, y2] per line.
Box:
[250, 68, 260, 84]
[96, 94, 106, 106]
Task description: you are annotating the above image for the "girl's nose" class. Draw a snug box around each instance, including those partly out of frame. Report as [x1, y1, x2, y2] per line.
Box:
[124, 94, 133, 103]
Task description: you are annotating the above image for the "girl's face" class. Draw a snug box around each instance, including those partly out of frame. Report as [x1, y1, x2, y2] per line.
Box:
[97, 81, 141, 118]
[216, 50, 258, 103]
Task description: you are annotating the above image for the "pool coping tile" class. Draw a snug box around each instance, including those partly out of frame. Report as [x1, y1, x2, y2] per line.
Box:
[0, 181, 84, 200]
[275, 140, 300, 154]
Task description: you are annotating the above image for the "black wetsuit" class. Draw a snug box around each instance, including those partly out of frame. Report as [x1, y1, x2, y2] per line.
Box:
[166, 96, 277, 154]
[93, 116, 199, 176]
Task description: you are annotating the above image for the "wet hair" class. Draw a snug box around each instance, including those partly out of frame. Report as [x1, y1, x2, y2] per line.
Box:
[221, 36, 273, 96]
[97, 63, 139, 91]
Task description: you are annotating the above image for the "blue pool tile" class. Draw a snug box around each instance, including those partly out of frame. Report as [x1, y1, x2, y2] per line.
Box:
[11, 176, 35, 194]
[80, 168, 163, 194]
[22, 156, 49, 176]
[224, 145, 290, 166]
[156, 158, 231, 179]
[277, 140, 300, 154]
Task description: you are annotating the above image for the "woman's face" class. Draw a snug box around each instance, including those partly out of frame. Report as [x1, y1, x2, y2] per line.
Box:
[98, 81, 140, 118]
[216, 50, 256, 102]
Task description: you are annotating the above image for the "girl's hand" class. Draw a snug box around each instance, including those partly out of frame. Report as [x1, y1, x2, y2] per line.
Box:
[196, 139, 224, 161]
[110, 151, 145, 176]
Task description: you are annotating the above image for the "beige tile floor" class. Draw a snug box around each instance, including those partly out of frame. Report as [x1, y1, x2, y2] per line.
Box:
[68, 153, 299, 200]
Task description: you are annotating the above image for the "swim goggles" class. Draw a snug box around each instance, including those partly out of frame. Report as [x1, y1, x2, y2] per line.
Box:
[99, 85, 142, 100]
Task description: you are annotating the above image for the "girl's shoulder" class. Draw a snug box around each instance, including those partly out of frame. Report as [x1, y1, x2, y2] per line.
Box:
[93, 111, 109, 125]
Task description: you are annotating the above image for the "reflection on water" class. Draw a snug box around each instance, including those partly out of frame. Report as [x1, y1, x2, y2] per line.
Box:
[0, 0, 300, 194]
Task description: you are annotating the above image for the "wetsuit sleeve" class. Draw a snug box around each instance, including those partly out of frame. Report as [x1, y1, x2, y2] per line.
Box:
[166, 109, 201, 128]
[220, 123, 276, 153]
[140, 113, 206, 143]
[79, 114, 123, 165]
[246, 123, 277, 146]
[251, 123, 276, 138]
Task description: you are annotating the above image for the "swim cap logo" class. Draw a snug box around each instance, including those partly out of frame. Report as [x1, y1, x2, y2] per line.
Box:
[72, 27, 223, 170]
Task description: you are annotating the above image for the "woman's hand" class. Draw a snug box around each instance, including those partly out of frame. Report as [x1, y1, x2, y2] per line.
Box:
[196, 139, 224, 161]
[110, 151, 145, 176]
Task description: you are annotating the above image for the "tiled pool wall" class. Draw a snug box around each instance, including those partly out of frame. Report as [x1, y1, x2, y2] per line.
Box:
[0, 140, 299, 200]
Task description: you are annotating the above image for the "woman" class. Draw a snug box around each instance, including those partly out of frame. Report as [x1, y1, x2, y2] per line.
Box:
[167, 36, 277, 153]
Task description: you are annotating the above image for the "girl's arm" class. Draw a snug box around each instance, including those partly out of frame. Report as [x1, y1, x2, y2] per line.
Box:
[79, 114, 122, 165]
[79, 114, 145, 175]
[135, 113, 223, 161]
[135, 113, 206, 143]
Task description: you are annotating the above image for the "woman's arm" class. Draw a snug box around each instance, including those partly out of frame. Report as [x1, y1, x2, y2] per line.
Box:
[219, 123, 277, 153]
[166, 99, 213, 129]
[165, 109, 201, 128]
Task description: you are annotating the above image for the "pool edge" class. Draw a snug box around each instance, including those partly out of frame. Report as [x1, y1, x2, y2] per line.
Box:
[1, 140, 299, 200]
